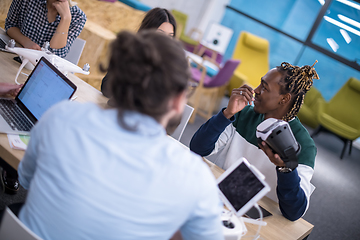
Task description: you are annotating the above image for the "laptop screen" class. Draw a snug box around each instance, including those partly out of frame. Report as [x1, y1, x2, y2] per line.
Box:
[17, 58, 76, 120]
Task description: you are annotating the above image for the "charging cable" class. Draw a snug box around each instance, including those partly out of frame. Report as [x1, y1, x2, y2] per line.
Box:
[241, 203, 264, 240]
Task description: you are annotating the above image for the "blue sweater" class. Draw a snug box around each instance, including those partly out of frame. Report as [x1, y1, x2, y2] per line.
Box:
[190, 106, 316, 221]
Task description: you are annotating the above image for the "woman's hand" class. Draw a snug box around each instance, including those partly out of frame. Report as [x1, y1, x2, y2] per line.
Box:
[53, 0, 71, 20]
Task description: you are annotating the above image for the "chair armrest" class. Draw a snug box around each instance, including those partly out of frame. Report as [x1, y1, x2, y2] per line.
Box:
[186, 56, 207, 88]
[203, 55, 221, 68]
[188, 28, 203, 42]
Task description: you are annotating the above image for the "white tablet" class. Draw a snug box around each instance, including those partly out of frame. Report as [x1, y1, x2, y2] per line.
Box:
[217, 157, 270, 217]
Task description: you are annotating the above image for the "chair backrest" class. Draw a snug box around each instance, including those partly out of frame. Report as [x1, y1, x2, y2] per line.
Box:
[170, 104, 194, 141]
[303, 86, 324, 109]
[64, 38, 86, 65]
[0, 207, 43, 240]
[171, 9, 188, 37]
[325, 77, 360, 130]
[206, 59, 240, 88]
[232, 31, 269, 88]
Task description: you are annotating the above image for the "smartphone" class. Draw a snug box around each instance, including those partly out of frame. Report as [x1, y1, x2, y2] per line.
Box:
[245, 205, 272, 219]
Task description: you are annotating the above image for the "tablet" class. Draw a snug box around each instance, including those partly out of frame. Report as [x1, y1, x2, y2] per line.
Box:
[217, 157, 270, 217]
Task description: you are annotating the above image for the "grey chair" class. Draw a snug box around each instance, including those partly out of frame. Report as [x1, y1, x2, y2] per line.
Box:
[0, 207, 43, 240]
[64, 38, 86, 65]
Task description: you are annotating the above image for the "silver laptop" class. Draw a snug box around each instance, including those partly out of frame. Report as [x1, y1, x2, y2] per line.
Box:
[0, 32, 13, 53]
[0, 57, 77, 135]
[170, 104, 194, 141]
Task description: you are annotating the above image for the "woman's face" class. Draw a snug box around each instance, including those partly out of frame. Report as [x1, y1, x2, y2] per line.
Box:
[157, 22, 174, 38]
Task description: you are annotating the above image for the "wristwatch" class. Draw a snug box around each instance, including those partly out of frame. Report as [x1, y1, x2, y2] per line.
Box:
[276, 166, 293, 173]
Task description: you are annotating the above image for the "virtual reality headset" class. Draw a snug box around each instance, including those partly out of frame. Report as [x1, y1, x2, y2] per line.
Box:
[256, 118, 300, 170]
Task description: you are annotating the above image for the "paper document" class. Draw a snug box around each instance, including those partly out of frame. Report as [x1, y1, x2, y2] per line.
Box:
[7, 134, 30, 150]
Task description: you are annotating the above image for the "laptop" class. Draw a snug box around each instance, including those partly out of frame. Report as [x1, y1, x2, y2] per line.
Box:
[170, 104, 194, 141]
[0, 32, 13, 53]
[0, 57, 77, 135]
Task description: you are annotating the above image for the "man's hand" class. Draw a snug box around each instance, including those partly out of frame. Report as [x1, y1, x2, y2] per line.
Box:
[53, 0, 71, 20]
[0, 83, 23, 96]
[223, 85, 254, 119]
[258, 141, 286, 167]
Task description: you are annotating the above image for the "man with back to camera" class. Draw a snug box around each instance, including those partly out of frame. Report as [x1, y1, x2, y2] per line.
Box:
[190, 62, 319, 221]
[17, 30, 224, 240]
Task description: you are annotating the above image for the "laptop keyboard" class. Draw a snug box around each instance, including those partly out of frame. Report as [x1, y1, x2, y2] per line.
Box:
[0, 99, 33, 131]
[0, 38, 6, 49]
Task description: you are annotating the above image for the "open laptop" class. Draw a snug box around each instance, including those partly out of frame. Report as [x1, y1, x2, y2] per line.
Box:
[0, 57, 77, 135]
[170, 104, 194, 141]
[0, 31, 13, 53]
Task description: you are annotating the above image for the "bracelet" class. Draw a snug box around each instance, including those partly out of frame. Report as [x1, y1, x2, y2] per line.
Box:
[55, 31, 68, 35]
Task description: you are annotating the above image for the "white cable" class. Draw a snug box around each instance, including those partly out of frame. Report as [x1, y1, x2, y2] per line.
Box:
[241, 203, 264, 240]
[253, 203, 263, 240]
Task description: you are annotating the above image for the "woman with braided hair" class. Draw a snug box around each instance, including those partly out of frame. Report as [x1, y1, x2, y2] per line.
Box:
[190, 61, 319, 221]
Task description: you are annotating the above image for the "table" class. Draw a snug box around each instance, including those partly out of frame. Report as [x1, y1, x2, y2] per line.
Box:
[0, 49, 313, 240]
[202, 158, 313, 240]
[0, 49, 108, 170]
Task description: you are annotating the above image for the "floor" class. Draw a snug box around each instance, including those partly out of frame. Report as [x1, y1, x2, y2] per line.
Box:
[1, 97, 360, 240]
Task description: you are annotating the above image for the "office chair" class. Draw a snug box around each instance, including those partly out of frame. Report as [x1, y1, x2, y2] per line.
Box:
[188, 58, 240, 123]
[64, 38, 86, 65]
[312, 77, 360, 159]
[228, 31, 269, 94]
[297, 87, 325, 129]
[171, 10, 202, 52]
[0, 207, 43, 240]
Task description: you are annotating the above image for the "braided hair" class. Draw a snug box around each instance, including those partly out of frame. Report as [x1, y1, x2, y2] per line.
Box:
[277, 61, 319, 122]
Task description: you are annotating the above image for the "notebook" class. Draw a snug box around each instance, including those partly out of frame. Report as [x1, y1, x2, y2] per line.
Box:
[0, 57, 77, 135]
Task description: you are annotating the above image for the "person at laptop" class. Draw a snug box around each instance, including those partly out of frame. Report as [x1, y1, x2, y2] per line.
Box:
[101, 7, 177, 99]
[5, 0, 86, 58]
[0, 82, 22, 96]
[0, 82, 23, 194]
[17, 31, 223, 239]
[190, 62, 319, 221]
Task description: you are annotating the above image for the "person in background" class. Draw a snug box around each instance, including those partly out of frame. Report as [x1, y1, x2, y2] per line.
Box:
[5, 0, 86, 58]
[1, 0, 87, 194]
[190, 62, 319, 221]
[0, 83, 22, 194]
[17, 31, 223, 240]
[101, 7, 177, 98]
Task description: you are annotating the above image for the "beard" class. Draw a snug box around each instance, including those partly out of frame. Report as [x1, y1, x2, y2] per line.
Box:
[165, 113, 182, 135]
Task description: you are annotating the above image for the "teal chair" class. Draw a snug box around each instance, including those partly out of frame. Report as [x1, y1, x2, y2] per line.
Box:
[312, 77, 360, 159]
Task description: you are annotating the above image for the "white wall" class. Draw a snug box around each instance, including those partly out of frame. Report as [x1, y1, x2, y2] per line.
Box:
[140, 0, 230, 36]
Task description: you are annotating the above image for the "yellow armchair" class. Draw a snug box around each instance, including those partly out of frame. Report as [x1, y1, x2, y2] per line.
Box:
[297, 87, 325, 129]
[228, 31, 269, 93]
[171, 10, 201, 48]
[311, 77, 360, 159]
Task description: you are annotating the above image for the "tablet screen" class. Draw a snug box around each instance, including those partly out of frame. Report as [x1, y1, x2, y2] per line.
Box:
[218, 162, 266, 212]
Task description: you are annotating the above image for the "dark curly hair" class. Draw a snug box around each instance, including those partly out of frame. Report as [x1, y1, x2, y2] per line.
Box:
[106, 30, 189, 130]
[277, 61, 319, 122]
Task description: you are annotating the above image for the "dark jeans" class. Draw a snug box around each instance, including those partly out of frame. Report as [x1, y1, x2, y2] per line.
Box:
[0, 157, 18, 179]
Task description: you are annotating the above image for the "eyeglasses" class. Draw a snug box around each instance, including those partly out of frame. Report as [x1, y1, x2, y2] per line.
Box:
[186, 81, 198, 98]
